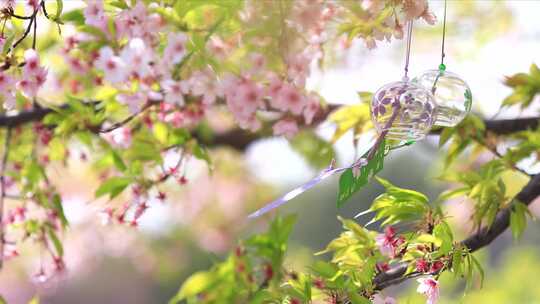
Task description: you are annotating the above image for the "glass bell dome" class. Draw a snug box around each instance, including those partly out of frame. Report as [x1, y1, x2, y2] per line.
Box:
[371, 81, 436, 143]
[413, 68, 472, 127]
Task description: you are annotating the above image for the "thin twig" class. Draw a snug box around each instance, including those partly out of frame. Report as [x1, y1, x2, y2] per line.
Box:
[0, 127, 12, 270]
[10, 8, 37, 52]
[40, 1, 50, 20]
[98, 100, 158, 133]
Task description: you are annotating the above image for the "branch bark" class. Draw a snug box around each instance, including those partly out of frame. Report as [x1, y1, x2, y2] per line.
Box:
[0, 103, 537, 150]
[373, 173, 540, 290]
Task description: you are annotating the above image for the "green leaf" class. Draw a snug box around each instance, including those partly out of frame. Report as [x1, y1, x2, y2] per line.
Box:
[51, 194, 69, 228]
[0, 295, 6, 304]
[433, 222, 453, 256]
[310, 261, 338, 279]
[169, 271, 215, 303]
[62, 9, 84, 25]
[510, 201, 530, 239]
[46, 225, 64, 257]
[192, 143, 212, 167]
[95, 176, 132, 199]
[439, 127, 454, 147]
[347, 293, 371, 304]
[153, 122, 169, 144]
[470, 254, 485, 288]
[110, 150, 127, 172]
[54, 0, 64, 23]
[337, 140, 385, 207]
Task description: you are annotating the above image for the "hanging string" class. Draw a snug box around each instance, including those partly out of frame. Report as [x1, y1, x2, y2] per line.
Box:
[439, 0, 448, 70]
[403, 20, 414, 80]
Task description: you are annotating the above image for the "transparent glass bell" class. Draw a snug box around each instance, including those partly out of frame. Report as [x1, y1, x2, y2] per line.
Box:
[370, 81, 436, 143]
[413, 68, 472, 127]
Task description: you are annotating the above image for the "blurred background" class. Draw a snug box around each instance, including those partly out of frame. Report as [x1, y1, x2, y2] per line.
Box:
[2, 1, 540, 303]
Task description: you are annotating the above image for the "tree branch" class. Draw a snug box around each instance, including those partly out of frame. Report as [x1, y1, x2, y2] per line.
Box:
[0, 102, 537, 150]
[373, 173, 540, 290]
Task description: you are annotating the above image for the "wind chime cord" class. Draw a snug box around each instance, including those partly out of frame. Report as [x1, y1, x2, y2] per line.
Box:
[440, 0, 448, 66]
[403, 20, 413, 80]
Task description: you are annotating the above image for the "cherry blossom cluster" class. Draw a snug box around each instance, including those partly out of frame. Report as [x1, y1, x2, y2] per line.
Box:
[0, 49, 47, 111]
[374, 226, 442, 304]
[355, 0, 437, 49]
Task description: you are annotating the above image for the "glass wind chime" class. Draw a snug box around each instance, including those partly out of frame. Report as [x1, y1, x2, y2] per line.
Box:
[414, 0, 472, 127]
[248, 1, 472, 219]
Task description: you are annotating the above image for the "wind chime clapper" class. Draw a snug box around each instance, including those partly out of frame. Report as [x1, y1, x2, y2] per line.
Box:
[247, 22, 424, 219]
[413, 0, 472, 127]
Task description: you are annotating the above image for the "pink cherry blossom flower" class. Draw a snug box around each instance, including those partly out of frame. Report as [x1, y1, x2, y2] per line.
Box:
[95, 47, 128, 83]
[164, 32, 188, 65]
[248, 52, 266, 75]
[120, 38, 153, 79]
[287, 53, 310, 87]
[266, 73, 284, 100]
[3, 92, 16, 110]
[372, 294, 397, 304]
[416, 277, 440, 304]
[303, 93, 320, 124]
[272, 83, 306, 115]
[0, 72, 14, 92]
[227, 79, 264, 120]
[207, 36, 230, 59]
[117, 92, 147, 114]
[421, 9, 437, 25]
[17, 75, 43, 99]
[376, 226, 399, 257]
[403, 0, 427, 20]
[26, 0, 39, 10]
[273, 119, 299, 138]
[190, 69, 218, 105]
[365, 36, 377, 50]
[115, 1, 163, 45]
[161, 79, 189, 106]
[416, 258, 429, 273]
[237, 115, 262, 132]
[3, 242, 19, 260]
[84, 0, 107, 29]
[0, 1, 14, 9]
[107, 126, 132, 148]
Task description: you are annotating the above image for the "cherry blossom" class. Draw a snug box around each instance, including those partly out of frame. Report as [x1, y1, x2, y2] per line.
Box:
[372, 294, 397, 304]
[375, 226, 404, 258]
[287, 53, 311, 87]
[115, 1, 164, 45]
[303, 94, 321, 124]
[120, 38, 154, 79]
[164, 32, 189, 65]
[83, 0, 107, 30]
[417, 277, 440, 304]
[226, 78, 264, 125]
[106, 126, 132, 149]
[15, 49, 48, 99]
[117, 91, 147, 114]
[273, 119, 299, 138]
[189, 69, 219, 105]
[161, 79, 189, 106]
[0, 72, 16, 110]
[273, 83, 307, 115]
[95, 47, 128, 84]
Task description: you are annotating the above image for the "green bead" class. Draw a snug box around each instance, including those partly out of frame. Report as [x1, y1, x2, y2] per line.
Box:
[438, 63, 446, 71]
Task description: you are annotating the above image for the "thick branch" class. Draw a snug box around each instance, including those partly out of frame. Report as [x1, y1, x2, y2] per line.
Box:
[0, 103, 537, 150]
[373, 173, 540, 290]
